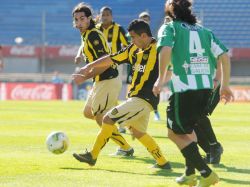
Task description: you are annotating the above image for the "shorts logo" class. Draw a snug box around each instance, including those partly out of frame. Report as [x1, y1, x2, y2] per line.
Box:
[93, 40, 99, 45]
[111, 108, 118, 115]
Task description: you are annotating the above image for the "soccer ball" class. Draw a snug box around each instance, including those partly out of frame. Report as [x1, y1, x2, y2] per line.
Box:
[46, 131, 69, 154]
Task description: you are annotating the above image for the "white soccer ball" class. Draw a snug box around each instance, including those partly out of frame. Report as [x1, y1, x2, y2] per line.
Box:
[46, 131, 69, 154]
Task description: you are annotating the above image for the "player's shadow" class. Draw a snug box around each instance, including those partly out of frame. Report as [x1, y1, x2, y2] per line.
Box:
[214, 163, 250, 174]
[60, 166, 182, 177]
[61, 157, 184, 177]
[119, 155, 184, 168]
[219, 177, 250, 186]
[212, 164, 250, 185]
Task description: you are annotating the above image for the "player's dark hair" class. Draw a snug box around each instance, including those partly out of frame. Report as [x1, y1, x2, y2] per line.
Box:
[165, 0, 197, 25]
[100, 6, 112, 15]
[72, 2, 95, 29]
[127, 19, 152, 37]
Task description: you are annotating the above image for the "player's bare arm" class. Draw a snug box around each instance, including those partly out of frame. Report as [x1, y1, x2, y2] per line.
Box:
[74, 45, 84, 64]
[153, 46, 172, 96]
[218, 53, 234, 103]
[213, 59, 222, 88]
[72, 55, 114, 85]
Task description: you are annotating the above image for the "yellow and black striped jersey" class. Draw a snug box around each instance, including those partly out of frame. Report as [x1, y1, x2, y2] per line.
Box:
[81, 27, 118, 82]
[110, 39, 159, 109]
[96, 22, 128, 53]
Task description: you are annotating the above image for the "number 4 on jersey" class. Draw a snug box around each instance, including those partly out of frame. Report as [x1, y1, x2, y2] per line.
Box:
[189, 31, 204, 56]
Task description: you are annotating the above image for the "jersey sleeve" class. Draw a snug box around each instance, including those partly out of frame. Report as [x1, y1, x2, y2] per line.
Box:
[110, 45, 131, 65]
[87, 31, 109, 58]
[210, 32, 228, 58]
[119, 26, 129, 47]
[157, 23, 175, 52]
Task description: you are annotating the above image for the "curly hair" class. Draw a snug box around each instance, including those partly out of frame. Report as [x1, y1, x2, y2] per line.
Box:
[72, 2, 95, 29]
[165, 0, 197, 25]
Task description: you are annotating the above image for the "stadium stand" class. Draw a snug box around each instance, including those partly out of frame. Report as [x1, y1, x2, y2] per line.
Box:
[193, 0, 250, 48]
[0, 0, 164, 45]
[0, 0, 249, 47]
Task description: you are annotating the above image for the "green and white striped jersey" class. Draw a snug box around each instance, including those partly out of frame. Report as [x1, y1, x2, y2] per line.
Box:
[157, 21, 228, 93]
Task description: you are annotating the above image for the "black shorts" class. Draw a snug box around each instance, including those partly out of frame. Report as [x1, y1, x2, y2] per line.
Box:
[167, 89, 212, 134]
[205, 85, 220, 115]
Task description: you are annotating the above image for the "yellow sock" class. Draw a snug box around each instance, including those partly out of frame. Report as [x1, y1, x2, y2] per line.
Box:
[110, 126, 131, 150]
[138, 133, 167, 166]
[91, 123, 115, 159]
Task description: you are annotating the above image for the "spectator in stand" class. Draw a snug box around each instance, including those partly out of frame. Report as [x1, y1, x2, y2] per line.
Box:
[51, 71, 64, 84]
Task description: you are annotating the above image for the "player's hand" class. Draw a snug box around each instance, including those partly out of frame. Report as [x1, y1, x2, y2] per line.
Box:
[153, 78, 164, 97]
[220, 85, 234, 104]
[74, 56, 83, 64]
[72, 65, 91, 85]
[72, 73, 86, 85]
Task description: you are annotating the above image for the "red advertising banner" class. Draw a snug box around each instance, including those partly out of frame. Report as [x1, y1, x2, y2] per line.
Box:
[0, 83, 72, 100]
[232, 48, 250, 60]
[2, 45, 78, 59]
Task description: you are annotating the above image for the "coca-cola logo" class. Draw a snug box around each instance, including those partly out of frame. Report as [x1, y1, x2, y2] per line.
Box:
[58, 46, 78, 57]
[10, 46, 36, 56]
[10, 85, 55, 100]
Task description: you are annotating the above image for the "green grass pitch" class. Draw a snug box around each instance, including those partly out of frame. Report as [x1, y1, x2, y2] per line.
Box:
[0, 101, 250, 186]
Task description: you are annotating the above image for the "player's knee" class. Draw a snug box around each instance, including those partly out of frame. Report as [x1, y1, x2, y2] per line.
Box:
[103, 114, 115, 125]
[83, 109, 94, 120]
[95, 114, 103, 127]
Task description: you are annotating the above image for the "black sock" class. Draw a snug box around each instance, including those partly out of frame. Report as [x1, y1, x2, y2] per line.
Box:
[194, 125, 210, 153]
[185, 158, 195, 176]
[197, 116, 217, 144]
[181, 142, 212, 177]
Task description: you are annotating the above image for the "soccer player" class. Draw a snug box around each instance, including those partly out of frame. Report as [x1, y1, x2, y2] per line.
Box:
[72, 19, 171, 169]
[72, 2, 134, 156]
[97, 6, 128, 55]
[139, 11, 161, 121]
[96, 6, 129, 134]
[163, 16, 223, 165]
[153, 0, 234, 186]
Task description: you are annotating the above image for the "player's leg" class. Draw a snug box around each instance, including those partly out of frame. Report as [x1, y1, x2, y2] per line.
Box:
[73, 115, 116, 165]
[168, 90, 219, 186]
[194, 124, 211, 162]
[168, 129, 218, 186]
[197, 116, 223, 164]
[202, 84, 223, 164]
[130, 126, 171, 169]
[109, 97, 170, 169]
[91, 78, 132, 152]
[83, 88, 95, 120]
